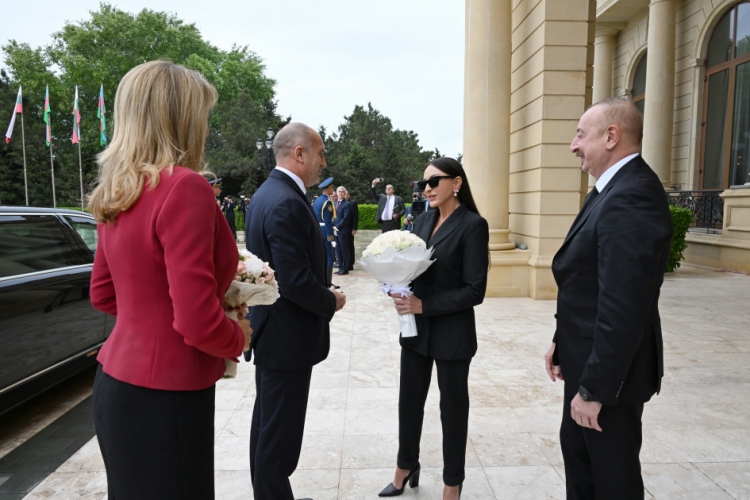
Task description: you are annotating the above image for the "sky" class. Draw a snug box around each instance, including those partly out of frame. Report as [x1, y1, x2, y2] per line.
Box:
[1, 0, 466, 157]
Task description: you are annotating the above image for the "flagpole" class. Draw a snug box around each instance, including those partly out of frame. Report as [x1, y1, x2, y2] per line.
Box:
[20, 112, 28, 206]
[50, 144, 56, 208]
[78, 141, 84, 210]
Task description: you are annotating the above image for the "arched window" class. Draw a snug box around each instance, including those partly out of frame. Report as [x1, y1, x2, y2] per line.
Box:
[701, 1, 750, 189]
[632, 53, 647, 115]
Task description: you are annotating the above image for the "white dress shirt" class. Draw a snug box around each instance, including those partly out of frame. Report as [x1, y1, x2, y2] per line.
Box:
[274, 166, 306, 194]
[381, 195, 394, 221]
[595, 153, 639, 192]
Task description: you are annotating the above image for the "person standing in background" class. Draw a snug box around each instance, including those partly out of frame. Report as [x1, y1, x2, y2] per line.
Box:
[222, 195, 237, 241]
[345, 189, 358, 271]
[333, 186, 352, 275]
[371, 179, 405, 232]
[313, 177, 336, 286]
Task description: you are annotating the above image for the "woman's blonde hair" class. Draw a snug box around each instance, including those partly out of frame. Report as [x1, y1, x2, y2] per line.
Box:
[88, 60, 218, 223]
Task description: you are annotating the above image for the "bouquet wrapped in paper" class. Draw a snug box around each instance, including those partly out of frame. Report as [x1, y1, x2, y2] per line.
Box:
[222, 249, 279, 378]
[359, 230, 435, 337]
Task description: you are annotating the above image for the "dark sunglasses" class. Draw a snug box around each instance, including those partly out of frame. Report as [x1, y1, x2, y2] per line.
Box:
[417, 175, 455, 191]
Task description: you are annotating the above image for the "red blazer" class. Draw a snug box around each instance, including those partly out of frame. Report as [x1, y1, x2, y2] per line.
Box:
[90, 166, 245, 391]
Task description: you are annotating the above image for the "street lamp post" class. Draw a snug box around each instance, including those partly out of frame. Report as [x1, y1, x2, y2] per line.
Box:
[256, 127, 275, 170]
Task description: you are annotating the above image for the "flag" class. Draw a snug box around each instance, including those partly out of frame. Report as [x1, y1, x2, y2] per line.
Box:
[5, 86, 22, 144]
[44, 86, 51, 147]
[97, 84, 106, 146]
[72, 85, 81, 144]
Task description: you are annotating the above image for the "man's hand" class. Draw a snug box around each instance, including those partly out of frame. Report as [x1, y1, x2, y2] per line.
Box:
[331, 286, 347, 311]
[352, 230, 357, 236]
[392, 212, 399, 220]
[545, 343, 563, 382]
[571, 393, 603, 432]
[372, 179, 380, 187]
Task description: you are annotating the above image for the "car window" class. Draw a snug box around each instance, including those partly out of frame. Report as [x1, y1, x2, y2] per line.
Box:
[0, 215, 82, 279]
[64, 215, 97, 255]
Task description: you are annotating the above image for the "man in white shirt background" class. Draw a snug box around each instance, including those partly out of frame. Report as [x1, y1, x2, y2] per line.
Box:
[370, 178, 406, 232]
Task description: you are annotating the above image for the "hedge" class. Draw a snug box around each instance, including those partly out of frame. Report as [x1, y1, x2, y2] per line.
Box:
[667, 205, 693, 272]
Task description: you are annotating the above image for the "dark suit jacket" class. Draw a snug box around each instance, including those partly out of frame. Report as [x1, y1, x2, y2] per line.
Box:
[244, 169, 337, 369]
[552, 155, 673, 406]
[370, 187, 406, 224]
[401, 204, 489, 360]
[349, 199, 359, 231]
[333, 199, 353, 233]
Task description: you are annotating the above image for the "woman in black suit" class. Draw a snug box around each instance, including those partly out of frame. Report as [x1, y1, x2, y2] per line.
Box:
[378, 157, 489, 500]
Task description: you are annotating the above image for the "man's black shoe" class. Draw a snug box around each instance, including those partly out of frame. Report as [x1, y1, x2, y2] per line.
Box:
[338, 271, 349, 275]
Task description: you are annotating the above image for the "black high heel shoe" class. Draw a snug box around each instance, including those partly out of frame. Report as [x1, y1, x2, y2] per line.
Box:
[377, 465, 421, 497]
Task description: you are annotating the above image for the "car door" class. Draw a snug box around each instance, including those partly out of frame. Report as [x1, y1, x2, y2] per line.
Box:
[60, 213, 113, 340]
[0, 213, 103, 392]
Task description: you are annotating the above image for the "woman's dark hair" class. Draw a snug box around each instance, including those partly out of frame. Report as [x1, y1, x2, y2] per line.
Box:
[425, 157, 480, 216]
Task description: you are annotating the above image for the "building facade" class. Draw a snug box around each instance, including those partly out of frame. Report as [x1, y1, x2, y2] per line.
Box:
[463, 0, 750, 299]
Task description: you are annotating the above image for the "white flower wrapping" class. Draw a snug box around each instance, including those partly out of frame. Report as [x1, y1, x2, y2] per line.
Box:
[359, 231, 435, 337]
[222, 250, 280, 378]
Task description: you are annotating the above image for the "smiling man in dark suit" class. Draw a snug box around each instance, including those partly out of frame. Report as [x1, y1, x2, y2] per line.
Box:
[544, 98, 673, 500]
[244, 122, 347, 500]
[371, 179, 406, 232]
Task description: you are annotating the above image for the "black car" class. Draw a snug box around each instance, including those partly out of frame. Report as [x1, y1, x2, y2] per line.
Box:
[0, 207, 113, 415]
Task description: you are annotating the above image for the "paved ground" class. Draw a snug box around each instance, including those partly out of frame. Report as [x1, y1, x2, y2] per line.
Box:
[10, 230, 750, 499]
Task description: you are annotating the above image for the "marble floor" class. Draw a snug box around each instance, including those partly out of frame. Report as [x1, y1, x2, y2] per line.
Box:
[18, 232, 750, 499]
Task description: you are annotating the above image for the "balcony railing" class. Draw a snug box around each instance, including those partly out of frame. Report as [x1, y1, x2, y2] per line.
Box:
[666, 190, 724, 233]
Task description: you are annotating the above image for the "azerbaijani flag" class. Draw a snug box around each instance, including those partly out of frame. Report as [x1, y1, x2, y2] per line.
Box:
[97, 84, 106, 146]
[44, 86, 51, 147]
[72, 85, 81, 144]
[5, 86, 22, 144]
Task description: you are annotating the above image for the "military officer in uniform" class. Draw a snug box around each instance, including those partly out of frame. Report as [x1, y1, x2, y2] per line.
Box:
[313, 177, 336, 287]
[209, 178, 223, 207]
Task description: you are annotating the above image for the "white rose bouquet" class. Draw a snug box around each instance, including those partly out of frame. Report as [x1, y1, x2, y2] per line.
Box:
[359, 230, 435, 337]
[222, 249, 279, 378]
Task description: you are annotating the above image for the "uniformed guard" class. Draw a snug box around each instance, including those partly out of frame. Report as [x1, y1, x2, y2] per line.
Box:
[209, 178, 223, 205]
[312, 177, 336, 286]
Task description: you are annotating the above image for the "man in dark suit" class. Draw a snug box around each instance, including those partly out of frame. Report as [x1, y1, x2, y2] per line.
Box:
[333, 186, 353, 275]
[544, 98, 673, 500]
[222, 195, 237, 241]
[244, 122, 347, 500]
[344, 189, 358, 271]
[370, 179, 406, 232]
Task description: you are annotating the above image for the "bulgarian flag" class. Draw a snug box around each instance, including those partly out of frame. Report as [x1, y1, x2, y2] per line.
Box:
[72, 85, 81, 144]
[44, 86, 51, 146]
[5, 86, 22, 144]
[97, 84, 106, 146]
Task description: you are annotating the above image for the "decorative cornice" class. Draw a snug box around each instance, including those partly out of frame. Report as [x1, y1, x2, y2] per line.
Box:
[595, 22, 628, 38]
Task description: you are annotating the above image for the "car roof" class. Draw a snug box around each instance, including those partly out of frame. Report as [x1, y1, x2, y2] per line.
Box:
[0, 206, 92, 217]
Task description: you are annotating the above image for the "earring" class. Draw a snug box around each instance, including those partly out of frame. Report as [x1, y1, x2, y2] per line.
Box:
[453, 190, 459, 197]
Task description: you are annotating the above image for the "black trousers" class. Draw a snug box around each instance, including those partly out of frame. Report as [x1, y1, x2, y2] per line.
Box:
[560, 388, 645, 500]
[347, 232, 355, 269]
[92, 364, 216, 499]
[335, 232, 350, 271]
[381, 219, 400, 232]
[397, 347, 471, 486]
[250, 365, 313, 500]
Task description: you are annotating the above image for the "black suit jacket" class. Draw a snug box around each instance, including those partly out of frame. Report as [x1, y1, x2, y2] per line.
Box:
[370, 187, 406, 224]
[401, 205, 489, 360]
[552, 155, 673, 406]
[349, 199, 359, 231]
[333, 199, 353, 233]
[244, 169, 337, 369]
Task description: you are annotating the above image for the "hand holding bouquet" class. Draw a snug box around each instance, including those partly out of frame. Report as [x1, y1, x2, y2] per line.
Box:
[222, 250, 280, 378]
[359, 230, 434, 337]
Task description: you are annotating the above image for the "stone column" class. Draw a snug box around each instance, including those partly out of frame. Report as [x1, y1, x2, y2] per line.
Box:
[642, 0, 676, 188]
[463, 0, 515, 252]
[593, 25, 622, 104]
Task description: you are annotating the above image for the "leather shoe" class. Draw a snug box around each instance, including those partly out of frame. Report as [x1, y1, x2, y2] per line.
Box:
[378, 465, 420, 496]
[337, 270, 349, 275]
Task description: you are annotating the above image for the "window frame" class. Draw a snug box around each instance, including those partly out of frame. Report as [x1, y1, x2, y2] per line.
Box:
[700, 2, 750, 190]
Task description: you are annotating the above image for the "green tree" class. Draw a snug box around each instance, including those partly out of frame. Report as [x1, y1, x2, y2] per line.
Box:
[323, 103, 437, 202]
[1, 3, 280, 206]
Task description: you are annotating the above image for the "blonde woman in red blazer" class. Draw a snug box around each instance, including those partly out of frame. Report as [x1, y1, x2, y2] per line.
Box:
[87, 60, 251, 499]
